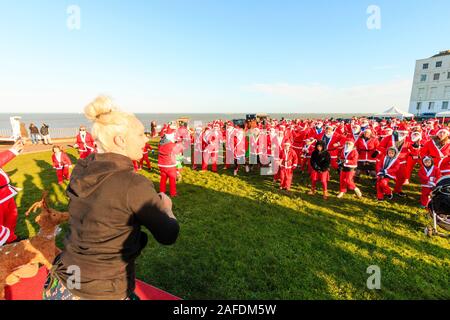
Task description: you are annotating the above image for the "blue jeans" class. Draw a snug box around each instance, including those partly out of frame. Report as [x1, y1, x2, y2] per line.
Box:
[30, 134, 39, 144]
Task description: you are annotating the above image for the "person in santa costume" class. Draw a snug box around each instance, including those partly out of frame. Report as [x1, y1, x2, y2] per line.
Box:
[321, 125, 345, 170]
[301, 137, 316, 173]
[0, 140, 24, 244]
[404, 131, 423, 185]
[418, 156, 441, 208]
[337, 139, 362, 199]
[158, 128, 182, 197]
[309, 140, 331, 199]
[51, 145, 72, 184]
[421, 127, 450, 169]
[232, 126, 247, 176]
[74, 126, 96, 159]
[376, 147, 400, 201]
[139, 140, 153, 171]
[192, 126, 204, 170]
[202, 124, 222, 172]
[355, 128, 379, 179]
[307, 121, 325, 141]
[277, 141, 298, 191]
[375, 124, 411, 197]
[438, 154, 449, 176]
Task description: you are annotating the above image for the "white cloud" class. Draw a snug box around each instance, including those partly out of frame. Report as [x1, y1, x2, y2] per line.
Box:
[243, 79, 412, 113]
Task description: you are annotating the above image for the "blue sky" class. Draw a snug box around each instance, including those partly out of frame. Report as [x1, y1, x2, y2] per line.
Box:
[0, 0, 449, 113]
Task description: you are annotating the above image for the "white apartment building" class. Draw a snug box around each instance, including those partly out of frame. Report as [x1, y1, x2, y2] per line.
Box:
[409, 50, 450, 116]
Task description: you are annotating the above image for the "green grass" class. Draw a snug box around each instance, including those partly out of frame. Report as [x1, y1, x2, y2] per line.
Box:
[4, 142, 450, 300]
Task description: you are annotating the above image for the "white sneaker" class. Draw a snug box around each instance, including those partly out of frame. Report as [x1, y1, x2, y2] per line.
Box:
[403, 179, 410, 185]
[233, 170, 238, 176]
[245, 166, 250, 173]
[337, 192, 345, 199]
[355, 188, 362, 198]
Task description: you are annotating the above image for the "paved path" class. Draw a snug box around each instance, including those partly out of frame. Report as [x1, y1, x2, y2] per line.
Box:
[0, 138, 75, 154]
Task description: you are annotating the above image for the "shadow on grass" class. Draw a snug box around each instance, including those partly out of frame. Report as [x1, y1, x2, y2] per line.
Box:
[137, 182, 450, 300]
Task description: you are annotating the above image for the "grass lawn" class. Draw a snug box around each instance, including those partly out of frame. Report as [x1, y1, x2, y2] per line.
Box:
[4, 141, 450, 300]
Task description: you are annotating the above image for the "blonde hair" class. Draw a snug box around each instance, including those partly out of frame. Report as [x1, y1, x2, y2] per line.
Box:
[84, 95, 135, 153]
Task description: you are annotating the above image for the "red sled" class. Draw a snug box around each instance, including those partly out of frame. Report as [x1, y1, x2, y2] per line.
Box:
[5, 267, 181, 301]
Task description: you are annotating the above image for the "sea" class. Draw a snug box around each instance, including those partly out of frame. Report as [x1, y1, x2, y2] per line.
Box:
[0, 112, 371, 138]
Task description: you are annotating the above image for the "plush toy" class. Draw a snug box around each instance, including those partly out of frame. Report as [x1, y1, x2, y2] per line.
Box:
[0, 192, 69, 300]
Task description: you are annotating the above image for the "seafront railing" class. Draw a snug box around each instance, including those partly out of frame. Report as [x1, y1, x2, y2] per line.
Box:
[0, 128, 79, 139]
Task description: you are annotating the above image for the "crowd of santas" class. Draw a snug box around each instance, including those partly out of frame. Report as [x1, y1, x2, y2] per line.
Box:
[158, 117, 450, 205]
[1, 116, 449, 246]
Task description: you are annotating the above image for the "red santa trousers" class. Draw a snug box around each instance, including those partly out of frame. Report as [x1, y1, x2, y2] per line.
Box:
[405, 157, 419, 181]
[56, 167, 70, 184]
[79, 150, 93, 159]
[394, 164, 407, 193]
[159, 167, 177, 196]
[0, 197, 18, 243]
[310, 170, 329, 192]
[340, 170, 356, 193]
[279, 168, 294, 190]
[376, 177, 393, 200]
[420, 187, 433, 207]
[140, 154, 151, 170]
[202, 152, 218, 172]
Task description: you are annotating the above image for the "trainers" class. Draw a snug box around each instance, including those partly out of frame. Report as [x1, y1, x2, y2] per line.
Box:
[403, 179, 410, 185]
[387, 194, 394, 200]
[323, 191, 329, 200]
[307, 190, 316, 195]
[354, 188, 362, 198]
[233, 170, 238, 176]
[396, 192, 407, 198]
[337, 192, 345, 199]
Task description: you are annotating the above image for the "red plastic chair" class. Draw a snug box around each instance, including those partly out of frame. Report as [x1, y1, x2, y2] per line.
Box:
[5, 267, 181, 300]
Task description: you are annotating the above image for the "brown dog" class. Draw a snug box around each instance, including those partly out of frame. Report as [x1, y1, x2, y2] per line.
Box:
[0, 192, 69, 300]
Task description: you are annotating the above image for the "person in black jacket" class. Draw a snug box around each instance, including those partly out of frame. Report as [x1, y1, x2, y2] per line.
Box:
[309, 140, 331, 199]
[43, 96, 179, 300]
[40, 123, 52, 145]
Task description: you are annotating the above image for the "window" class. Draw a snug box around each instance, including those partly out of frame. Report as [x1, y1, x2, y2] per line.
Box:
[434, 73, 440, 81]
[429, 102, 435, 110]
[436, 61, 442, 68]
[448, 72, 450, 79]
[418, 88, 426, 99]
[443, 101, 449, 110]
[416, 102, 422, 111]
[423, 63, 429, 69]
[430, 87, 437, 99]
[420, 74, 427, 82]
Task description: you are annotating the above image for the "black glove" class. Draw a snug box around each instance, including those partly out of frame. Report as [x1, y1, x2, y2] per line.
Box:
[371, 150, 379, 158]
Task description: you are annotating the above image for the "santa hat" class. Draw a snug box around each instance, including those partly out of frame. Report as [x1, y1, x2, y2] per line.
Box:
[396, 123, 409, 133]
[411, 131, 422, 142]
[165, 127, 176, 135]
[437, 127, 450, 136]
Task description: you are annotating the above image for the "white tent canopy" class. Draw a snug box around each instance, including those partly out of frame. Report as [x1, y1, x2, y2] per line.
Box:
[436, 111, 450, 117]
[375, 106, 414, 119]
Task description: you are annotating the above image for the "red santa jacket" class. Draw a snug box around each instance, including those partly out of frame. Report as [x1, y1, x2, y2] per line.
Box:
[249, 133, 266, 155]
[279, 148, 298, 169]
[376, 154, 401, 180]
[321, 133, 345, 159]
[439, 156, 450, 176]
[355, 136, 379, 162]
[76, 132, 95, 152]
[292, 129, 305, 151]
[52, 152, 72, 170]
[158, 140, 179, 168]
[421, 138, 450, 166]
[418, 165, 441, 188]
[0, 149, 18, 205]
[306, 127, 325, 141]
[378, 135, 410, 164]
[142, 142, 153, 156]
[233, 130, 247, 159]
[203, 129, 222, 154]
[339, 148, 358, 169]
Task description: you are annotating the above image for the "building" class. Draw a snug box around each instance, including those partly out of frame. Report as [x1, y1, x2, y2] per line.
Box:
[409, 50, 450, 116]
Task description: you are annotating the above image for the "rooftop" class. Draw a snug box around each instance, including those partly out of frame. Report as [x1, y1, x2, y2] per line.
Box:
[431, 50, 450, 58]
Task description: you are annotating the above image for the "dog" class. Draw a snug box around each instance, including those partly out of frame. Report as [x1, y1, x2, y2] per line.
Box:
[0, 192, 69, 300]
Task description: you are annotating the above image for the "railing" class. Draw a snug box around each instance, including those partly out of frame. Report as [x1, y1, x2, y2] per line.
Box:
[0, 128, 79, 139]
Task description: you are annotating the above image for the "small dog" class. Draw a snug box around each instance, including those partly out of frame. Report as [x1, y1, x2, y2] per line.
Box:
[0, 192, 69, 300]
